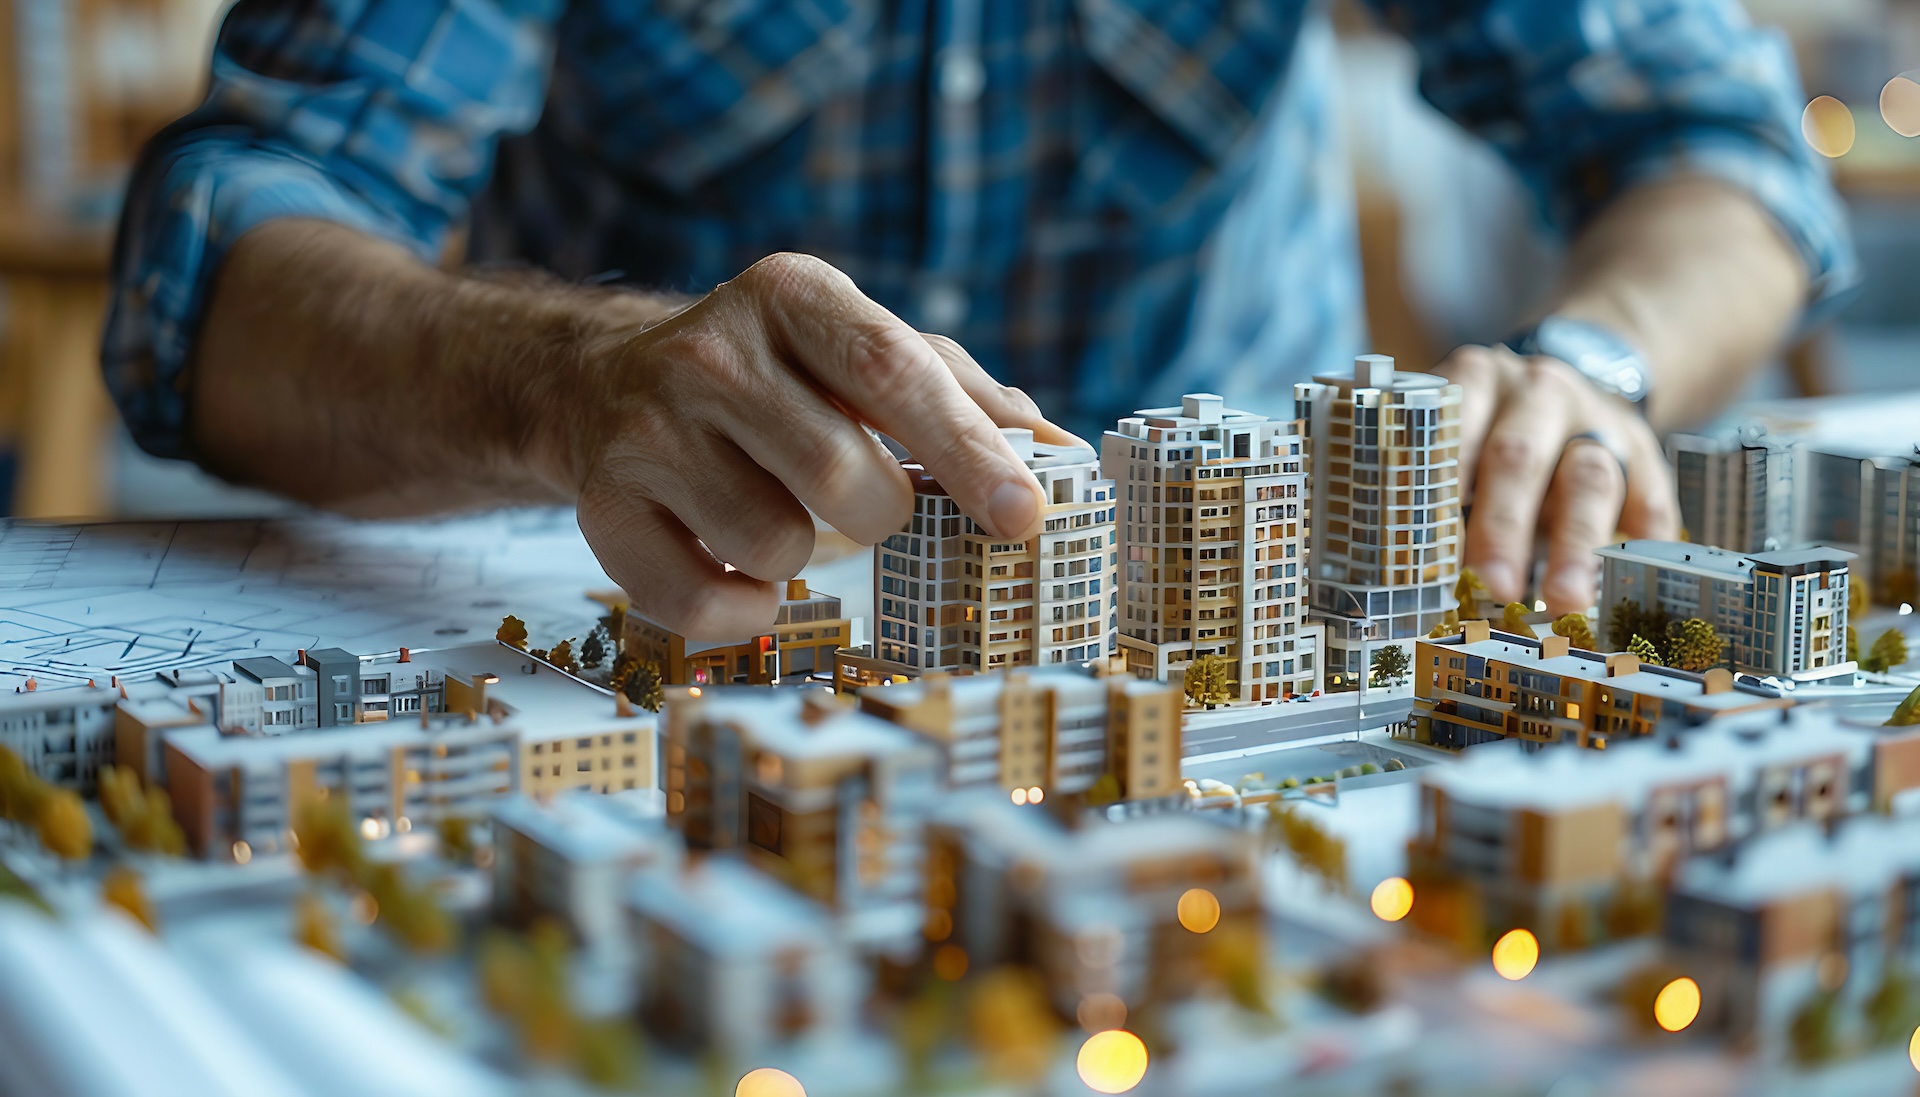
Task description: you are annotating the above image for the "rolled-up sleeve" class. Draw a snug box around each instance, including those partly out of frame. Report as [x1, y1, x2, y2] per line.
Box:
[1371, 0, 1858, 323]
[104, 0, 559, 459]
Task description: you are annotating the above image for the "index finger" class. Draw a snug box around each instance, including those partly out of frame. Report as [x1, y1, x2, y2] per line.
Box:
[746, 255, 1047, 540]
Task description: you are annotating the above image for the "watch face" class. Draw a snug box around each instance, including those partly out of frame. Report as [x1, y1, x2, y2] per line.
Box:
[1532, 317, 1650, 404]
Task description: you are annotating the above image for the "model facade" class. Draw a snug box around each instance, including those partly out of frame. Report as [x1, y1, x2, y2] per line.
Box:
[856, 667, 1183, 802]
[872, 428, 1118, 675]
[1295, 355, 1464, 688]
[1668, 427, 1800, 554]
[1102, 393, 1324, 702]
[1596, 539, 1856, 683]
[1410, 621, 1790, 752]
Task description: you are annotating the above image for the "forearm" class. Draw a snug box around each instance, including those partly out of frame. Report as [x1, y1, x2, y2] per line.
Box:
[1549, 175, 1810, 432]
[191, 220, 685, 516]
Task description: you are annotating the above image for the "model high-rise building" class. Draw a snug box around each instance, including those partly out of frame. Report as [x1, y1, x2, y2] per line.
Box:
[873, 429, 1117, 674]
[1667, 427, 1800, 554]
[1596, 540, 1856, 684]
[1295, 355, 1463, 688]
[1102, 393, 1322, 701]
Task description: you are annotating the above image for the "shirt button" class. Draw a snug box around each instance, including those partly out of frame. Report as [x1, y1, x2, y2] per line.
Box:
[938, 52, 985, 104]
[921, 284, 969, 330]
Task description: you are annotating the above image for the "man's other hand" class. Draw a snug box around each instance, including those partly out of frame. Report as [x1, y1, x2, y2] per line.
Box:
[560, 253, 1073, 640]
[1435, 344, 1681, 617]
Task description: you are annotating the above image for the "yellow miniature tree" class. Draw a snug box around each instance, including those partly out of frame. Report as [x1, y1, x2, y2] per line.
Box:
[295, 891, 346, 961]
[579, 628, 608, 670]
[1453, 568, 1489, 621]
[1268, 806, 1348, 893]
[37, 789, 92, 864]
[0, 746, 46, 832]
[1888, 683, 1920, 727]
[1864, 628, 1910, 674]
[1665, 618, 1724, 672]
[1426, 607, 1463, 639]
[1552, 613, 1597, 650]
[100, 766, 187, 857]
[496, 615, 530, 650]
[1499, 602, 1531, 636]
[1627, 634, 1663, 667]
[1184, 653, 1231, 708]
[101, 866, 157, 932]
[546, 638, 580, 675]
[966, 968, 1058, 1083]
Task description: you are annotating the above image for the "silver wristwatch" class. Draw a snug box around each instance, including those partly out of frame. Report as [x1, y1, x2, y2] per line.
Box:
[1506, 316, 1653, 417]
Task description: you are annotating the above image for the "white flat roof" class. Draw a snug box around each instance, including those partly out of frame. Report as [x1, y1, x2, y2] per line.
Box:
[626, 856, 828, 956]
[1594, 540, 1752, 583]
[1674, 815, 1920, 907]
[491, 791, 667, 864]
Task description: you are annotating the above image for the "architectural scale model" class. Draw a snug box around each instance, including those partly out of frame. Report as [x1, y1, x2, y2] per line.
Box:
[2, 369, 1918, 1096]
[1102, 394, 1324, 702]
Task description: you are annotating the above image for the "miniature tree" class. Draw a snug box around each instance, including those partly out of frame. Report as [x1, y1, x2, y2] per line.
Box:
[1499, 602, 1531, 636]
[477, 929, 532, 1018]
[579, 627, 608, 670]
[439, 815, 473, 862]
[966, 967, 1058, 1083]
[1268, 805, 1347, 893]
[1888, 683, 1920, 727]
[1370, 644, 1410, 686]
[1453, 568, 1489, 621]
[1083, 773, 1120, 807]
[37, 788, 92, 864]
[1665, 618, 1724, 673]
[1864, 628, 1910, 674]
[544, 638, 580, 675]
[1626, 634, 1663, 666]
[1426, 608, 1463, 639]
[1885, 569, 1920, 610]
[1552, 613, 1596, 651]
[496, 615, 530, 650]
[599, 603, 627, 657]
[1847, 624, 1861, 665]
[1865, 966, 1917, 1045]
[295, 891, 346, 962]
[1184, 653, 1231, 708]
[1788, 987, 1838, 1064]
[100, 766, 185, 857]
[101, 866, 157, 932]
[0, 746, 46, 834]
[623, 662, 664, 712]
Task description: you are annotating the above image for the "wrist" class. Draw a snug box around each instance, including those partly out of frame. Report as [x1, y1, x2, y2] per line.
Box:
[429, 274, 677, 500]
[1505, 313, 1654, 417]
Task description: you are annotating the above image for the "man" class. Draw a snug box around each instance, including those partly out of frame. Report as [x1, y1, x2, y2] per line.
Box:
[106, 0, 1852, 640]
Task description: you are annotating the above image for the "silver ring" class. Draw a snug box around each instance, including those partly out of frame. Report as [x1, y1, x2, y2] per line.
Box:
[1563, 431, 1628, 483]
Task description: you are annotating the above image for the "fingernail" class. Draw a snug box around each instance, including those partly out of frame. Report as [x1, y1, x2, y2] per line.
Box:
[988, 481, 1039, 540]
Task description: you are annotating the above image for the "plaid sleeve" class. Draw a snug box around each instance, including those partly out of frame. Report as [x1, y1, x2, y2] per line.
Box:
[104, 0, 559, 460]
[1372, 0, 1858, 322]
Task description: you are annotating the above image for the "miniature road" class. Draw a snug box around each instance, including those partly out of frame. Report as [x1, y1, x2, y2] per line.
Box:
[1180, 689, 1416, 761]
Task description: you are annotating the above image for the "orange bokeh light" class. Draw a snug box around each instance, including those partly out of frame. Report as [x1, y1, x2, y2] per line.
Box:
[1176, 888, 1221, 934]
[735, 1067, 805, 1097]
[1491, 928, 1539, 981]
[1076, 1029, 1149, 1094]
[1369, 877, 1414, 922]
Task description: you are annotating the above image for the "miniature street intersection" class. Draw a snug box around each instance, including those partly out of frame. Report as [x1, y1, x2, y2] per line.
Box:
[4, 377, 1920, 1097]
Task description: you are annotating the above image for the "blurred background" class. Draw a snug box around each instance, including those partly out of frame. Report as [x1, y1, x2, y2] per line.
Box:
[0, 0, 1917, 522]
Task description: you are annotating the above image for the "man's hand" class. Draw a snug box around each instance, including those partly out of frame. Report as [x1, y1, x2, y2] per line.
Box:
[562, 253, 1069, 638]
[192, 225, 1069, 640]
[1435, 344, 1679, 616]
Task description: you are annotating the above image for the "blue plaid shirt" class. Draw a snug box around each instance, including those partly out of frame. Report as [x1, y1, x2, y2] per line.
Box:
[106, 0, 1854, 456]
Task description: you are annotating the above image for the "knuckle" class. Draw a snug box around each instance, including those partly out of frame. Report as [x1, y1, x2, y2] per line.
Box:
[1558, 444, 1623, 494]
[998, 383, 1043, 422]
[843, 323, 929, 402]
[1482, 431, 1544, 472]
[734, 514, 814, 580]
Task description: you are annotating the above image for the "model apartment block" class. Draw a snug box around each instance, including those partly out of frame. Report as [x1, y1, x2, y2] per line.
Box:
[856, 668, 1182, 801]
[1102, 393, 1324, 702]
[873, 428, 1118, 675]
[1295, 355, 1463, 687]
[660, 687, 941, 937]
[1596, 540, 1856, 683]
[130, 642, 658, 860]
[1408, 705, 1920, 952]
[1671, 424, 1920, 606]
[628, 578, 851, 687]
[1412, 622, 1790, 752]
